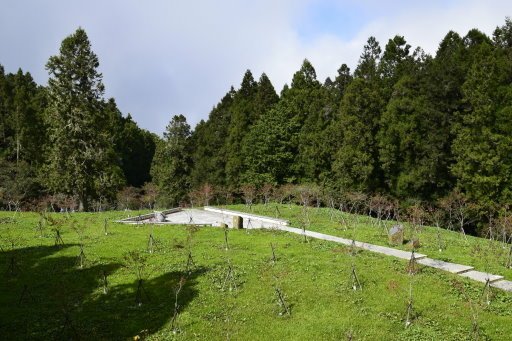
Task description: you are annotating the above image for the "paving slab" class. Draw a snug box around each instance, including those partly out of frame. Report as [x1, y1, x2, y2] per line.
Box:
[490, 280, 512, 292]
[354, 241, 426, 260]
[459, 270, 503, 283]
[417, 258, 474, 274]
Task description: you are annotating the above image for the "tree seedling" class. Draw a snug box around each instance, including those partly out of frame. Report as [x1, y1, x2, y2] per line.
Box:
[6, 250, 20, 277]
[54, 228, 64, 247]
[185, 250, 195, 275]
[274, 287, 291, 316]
[76, 244, 86, 269]
[170, 276, 186, 334]
[405, 280, 414, 328]
[18, 283, 35, 306]
[506, 244, 512, 268]
[222, 261, 238, 292]
[350, 264, 362, 291]
[102, 270, 108, 294]
[36, 215, 45, 238]
[270, 243, 277, 264]
[148, 232, 155, 254]
[224, 226, 229, 251]
[59, 308, 79, 340]
[274, 205, 281, 218]
[407, 249, 418, 275]
[124, 251, 149, 306]
[481, 278, 493, 306]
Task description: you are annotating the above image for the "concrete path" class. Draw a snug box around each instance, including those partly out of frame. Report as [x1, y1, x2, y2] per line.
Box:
[118, 207, 512, 292]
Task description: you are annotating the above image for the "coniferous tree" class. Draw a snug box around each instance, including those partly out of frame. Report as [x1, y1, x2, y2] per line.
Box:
[9, 69, 45, 165]
[332, 37, 384, 192]
[43, 28, 124, 210]
[253, 73, 279, 118]
[225, 70, 258, 187]
[241, 107, 295, 185]
[452, 29, 512, 207]
[278, 59, 330, 183]
[151, 114, 192, 207]
[190, 88, 234, 188]
[378, 56, 453, 200]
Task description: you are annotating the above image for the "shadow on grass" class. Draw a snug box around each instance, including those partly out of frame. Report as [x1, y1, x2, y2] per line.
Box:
[0, 245, 207, 339]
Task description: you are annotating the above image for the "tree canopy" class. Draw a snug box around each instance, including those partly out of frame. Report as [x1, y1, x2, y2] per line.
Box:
[3, 20, 512, 220]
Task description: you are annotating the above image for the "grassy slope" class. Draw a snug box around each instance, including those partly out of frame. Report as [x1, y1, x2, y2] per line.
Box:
[226, 204, 512, 280]
[0, 209, 510, 340]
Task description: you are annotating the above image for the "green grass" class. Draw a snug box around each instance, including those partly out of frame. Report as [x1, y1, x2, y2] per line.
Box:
[0, 208, 511, 340]
[226, 203, 512, 281]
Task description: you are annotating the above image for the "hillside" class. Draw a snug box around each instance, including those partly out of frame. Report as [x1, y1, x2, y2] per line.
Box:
[0, 208, 511, 340]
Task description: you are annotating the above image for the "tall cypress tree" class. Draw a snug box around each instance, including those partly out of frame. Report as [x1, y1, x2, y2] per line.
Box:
[452, 31, 512, 206]
[332, 37, 385, 192]
[190, 88, 234, 188]
[9, 69, 44, 165]
[151, 114, 192, 207]
[277, 59, 329, 183]
[44, 28, 124, 210]
[225, 70, 258, 187]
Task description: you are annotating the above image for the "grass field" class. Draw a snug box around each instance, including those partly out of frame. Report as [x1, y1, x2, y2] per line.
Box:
[0, 207, 511, 340]
[227, 204, 512, 281]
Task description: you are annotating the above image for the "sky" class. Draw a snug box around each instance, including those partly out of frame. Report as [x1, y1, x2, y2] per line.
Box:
[1, 0, 511, 135]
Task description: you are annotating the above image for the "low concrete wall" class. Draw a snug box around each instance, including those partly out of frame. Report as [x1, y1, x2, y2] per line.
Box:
[204, 206, 289, 226]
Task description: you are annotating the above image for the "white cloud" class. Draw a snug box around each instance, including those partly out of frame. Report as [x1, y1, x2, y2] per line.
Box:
[1, 0, 510, 134]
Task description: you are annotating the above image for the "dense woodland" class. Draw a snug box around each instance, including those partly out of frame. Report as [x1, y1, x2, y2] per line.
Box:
[1, 20, 512, 234]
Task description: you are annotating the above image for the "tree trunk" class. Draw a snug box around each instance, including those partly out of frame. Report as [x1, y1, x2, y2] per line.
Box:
[79, 195, 89, 212]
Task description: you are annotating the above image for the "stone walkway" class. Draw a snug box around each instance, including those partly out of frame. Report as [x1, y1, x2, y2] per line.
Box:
[119, 207, 512, 292]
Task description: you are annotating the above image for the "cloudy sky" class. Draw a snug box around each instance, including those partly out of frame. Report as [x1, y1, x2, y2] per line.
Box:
[1, 0, 510, 135]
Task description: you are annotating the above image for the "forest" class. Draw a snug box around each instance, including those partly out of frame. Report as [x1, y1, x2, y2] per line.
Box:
[1, 19, 512, 235]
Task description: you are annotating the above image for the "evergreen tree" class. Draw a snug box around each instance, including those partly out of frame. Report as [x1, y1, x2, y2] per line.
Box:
[331, 64, 353, 105]
[254, 73, 279, 118]
[378, 60, 453, 200]
[452, 31, 512, 206]
[8, 69, 45, 165]
[277, 59, 330, 183]
[104, 99, 156, 188]
[190, 88, 234, 188]
[151, 114, 192, 207]
[43, 28, 124, 210]
[332, 37, 384, 192]
[0, 65, 10, 158]
[379, 35, 413, 90]
[225, 70, 258, 187]
[241, 108, 295, 185]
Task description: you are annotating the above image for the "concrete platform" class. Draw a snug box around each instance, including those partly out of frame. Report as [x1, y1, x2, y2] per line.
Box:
[119, 208, 289, 229]
[490, 280, 512, 292]
[417, 258, 474, 274]
[204, 206, 289, 226]
[459, 270, 504, 283]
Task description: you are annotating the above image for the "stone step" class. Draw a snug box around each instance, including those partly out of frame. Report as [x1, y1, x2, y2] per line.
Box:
[417, 258, 474, 274]
[459, 270, 503, 283]
[490, 280, 512, 292]
[354, 241, 426, 260]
